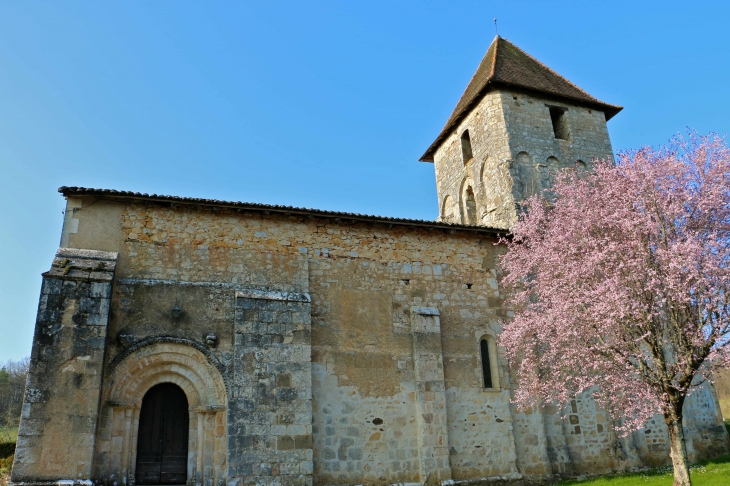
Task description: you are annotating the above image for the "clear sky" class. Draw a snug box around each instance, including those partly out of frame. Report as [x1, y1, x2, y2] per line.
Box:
[1, 1, 729, 361]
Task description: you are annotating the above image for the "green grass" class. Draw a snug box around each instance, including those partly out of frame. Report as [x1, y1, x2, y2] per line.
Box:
[0, 427, 16, 444]
[0, 455, 12, 474]
[556, 454, 730, 486]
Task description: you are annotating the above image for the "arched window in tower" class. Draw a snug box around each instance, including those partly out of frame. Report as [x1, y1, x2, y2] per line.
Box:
[461, 130, 474, 164]
[512, 152, 533, 202]
[480, 337, 494, 389]
[575, 159, 587, 171]
[464, 186, 477, 224]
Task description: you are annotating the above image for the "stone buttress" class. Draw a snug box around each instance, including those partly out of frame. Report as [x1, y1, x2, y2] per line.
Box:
[229, 289, 314, 486]
[13, 248, 118, 485]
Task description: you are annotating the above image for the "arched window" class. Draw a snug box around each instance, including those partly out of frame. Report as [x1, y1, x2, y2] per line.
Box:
[461, 130, 474, 164]
[512, 152, 533, 202]
[480, 335, 499, 390]
[464, 186, 477, 225]
[480, 339, 493, 388]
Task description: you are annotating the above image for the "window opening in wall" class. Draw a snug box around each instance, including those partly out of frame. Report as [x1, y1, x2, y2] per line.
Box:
[461, 130, 474, 164]
[465, 187, 477, 224]
[548, 106, 569, 140]
[480, 339, 493, 389]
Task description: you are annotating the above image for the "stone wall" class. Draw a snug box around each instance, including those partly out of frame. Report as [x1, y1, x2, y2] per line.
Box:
[432, 89, 614, 229]
[13, 248, 117, 483]
[230, 289, 313, 486]
[433, 91, 514, 229]
[11, 195, 730, 486]
[61, 197, 530, 485]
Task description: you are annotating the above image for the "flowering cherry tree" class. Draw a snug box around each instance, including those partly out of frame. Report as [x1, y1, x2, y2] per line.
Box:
[499, 133, 730, 486]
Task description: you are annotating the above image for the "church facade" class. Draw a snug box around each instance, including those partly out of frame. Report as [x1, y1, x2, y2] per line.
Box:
[11, 37, 729, 486]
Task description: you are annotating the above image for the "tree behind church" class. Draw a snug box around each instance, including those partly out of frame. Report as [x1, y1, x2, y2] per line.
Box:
[499, 132, 730, 486]
[0, 358, 29, 443]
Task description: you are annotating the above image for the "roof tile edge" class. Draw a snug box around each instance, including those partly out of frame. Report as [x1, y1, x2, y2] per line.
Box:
[59, 186, 507, 236]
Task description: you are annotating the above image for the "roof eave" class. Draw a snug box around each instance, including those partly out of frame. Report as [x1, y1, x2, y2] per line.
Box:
[59, 186, 507, 236]
[419, 83, 622, 162]
[419, 83, 496, 163]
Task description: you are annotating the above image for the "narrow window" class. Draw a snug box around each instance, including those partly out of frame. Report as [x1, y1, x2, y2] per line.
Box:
[461, 130, 473, 164]
[548, 106, 569, 140]
[464, 186, 477, 225]
[480, 338, 493, 388]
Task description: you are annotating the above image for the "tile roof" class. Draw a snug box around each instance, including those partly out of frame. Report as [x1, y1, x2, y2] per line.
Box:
[420, 36, 622, 162]
[59, 186, 505, 236]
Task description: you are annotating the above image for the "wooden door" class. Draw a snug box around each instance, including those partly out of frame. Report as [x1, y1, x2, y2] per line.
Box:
[136, 383, 189, 484]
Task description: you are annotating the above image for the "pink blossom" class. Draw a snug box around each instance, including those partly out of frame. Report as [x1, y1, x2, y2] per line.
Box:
[499, 131, 730, 486]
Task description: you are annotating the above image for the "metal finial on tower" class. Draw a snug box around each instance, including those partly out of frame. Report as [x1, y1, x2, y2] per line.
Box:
[494, 18, 498, 36]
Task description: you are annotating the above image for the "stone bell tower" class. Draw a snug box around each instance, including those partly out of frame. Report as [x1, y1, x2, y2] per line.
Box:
[420, 36, 622, 229]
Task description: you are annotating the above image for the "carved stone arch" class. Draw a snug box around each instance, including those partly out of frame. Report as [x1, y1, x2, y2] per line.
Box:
[441, 194, 458, 223]
[474, 158, 487, 204]
[542, 156, 560, 187]
[478, 158, 487, 186]
[459, 177, 477, 225]
[106, 335, 230, 395]
[107, 350, 225, 409]
[94, 341, 228, 486]
[510, 151, 535, 202]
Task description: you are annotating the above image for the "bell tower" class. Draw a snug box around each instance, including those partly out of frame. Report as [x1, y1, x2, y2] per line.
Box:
[420, 36, 622, 229]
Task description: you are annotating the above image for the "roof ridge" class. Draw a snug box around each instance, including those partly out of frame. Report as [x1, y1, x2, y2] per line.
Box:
[498, 36, 607, 105]
[489, 35, 499, 78]
[433, 37, 499, 136]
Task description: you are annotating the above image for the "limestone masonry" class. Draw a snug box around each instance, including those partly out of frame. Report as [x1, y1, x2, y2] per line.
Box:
[11, 36, 729, 486]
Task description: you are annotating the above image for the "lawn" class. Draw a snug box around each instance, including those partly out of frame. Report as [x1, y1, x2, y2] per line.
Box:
[0, 427, 16, 444]
[556, 454, 730, 486]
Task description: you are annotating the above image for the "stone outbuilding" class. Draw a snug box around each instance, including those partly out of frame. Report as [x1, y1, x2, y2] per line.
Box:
[11, 36, 729, 486]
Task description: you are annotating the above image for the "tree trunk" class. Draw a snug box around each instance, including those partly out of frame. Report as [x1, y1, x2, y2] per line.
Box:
[666, 415, 692, 486]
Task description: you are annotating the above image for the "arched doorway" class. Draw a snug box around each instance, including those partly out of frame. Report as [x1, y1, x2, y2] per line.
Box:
[136, 383, 189, 484]
[96, 342, 228, 485]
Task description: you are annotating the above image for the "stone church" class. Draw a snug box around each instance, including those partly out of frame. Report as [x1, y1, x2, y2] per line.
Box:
[11, 36, 729, 486]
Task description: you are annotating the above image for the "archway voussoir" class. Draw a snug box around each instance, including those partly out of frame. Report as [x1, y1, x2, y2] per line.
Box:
[106, 343, 227, 409]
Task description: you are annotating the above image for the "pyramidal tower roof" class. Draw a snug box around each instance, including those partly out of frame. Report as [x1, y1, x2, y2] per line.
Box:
[420, 36, 622, 162]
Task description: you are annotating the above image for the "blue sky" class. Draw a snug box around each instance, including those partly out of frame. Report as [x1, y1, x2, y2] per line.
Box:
[1, 1, 729, 361]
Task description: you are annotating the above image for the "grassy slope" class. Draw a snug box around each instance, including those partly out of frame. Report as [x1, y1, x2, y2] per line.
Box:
[556, 454, 730, 486]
